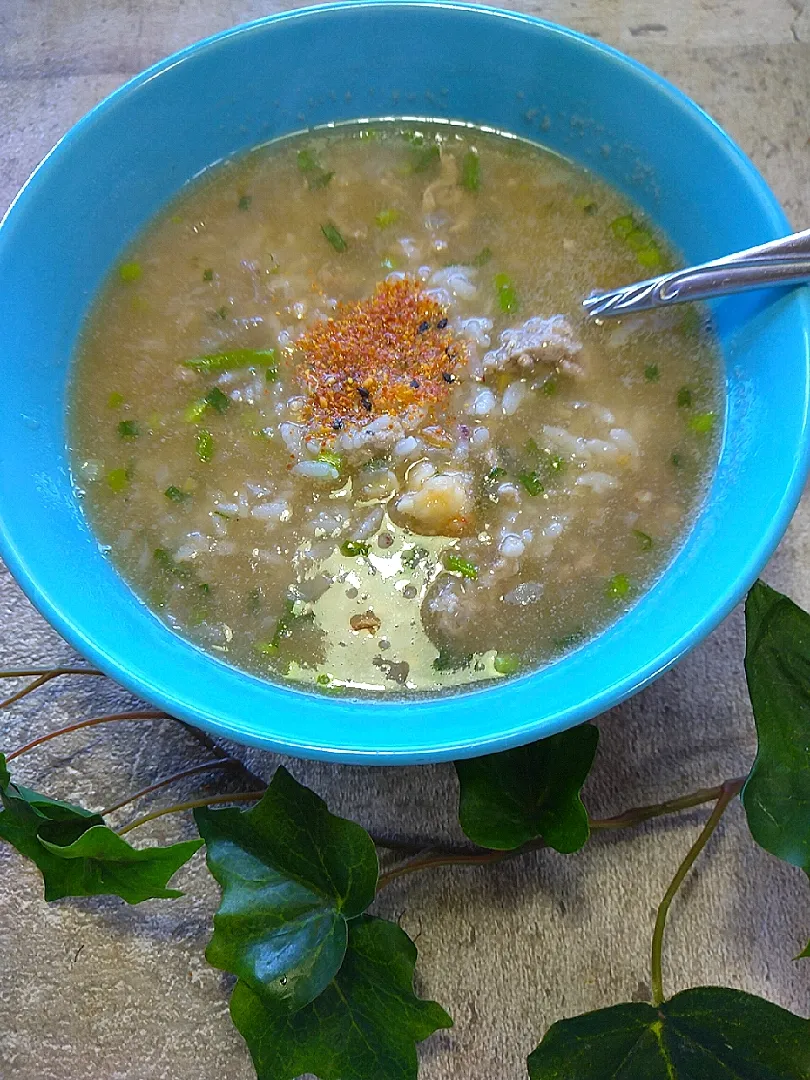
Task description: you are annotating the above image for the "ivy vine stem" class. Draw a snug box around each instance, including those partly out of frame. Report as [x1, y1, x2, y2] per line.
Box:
[650, 777, 744, 1006]
[5, 710, 169, 762]
[101, 759, 243, 815]
[0, 667, 104, 710]
[117, 790, 264, 834]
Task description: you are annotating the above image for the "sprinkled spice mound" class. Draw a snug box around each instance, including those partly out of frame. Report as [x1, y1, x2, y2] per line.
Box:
[297, 277, 466, 435]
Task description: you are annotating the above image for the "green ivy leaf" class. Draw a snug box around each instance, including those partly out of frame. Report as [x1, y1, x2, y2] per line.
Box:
[0, 752, 201, 903]
[527, 986, 810, 1078]
[741, 581, 810, 954]
[230, 915, 452, 1080]
[455, 725, 599, 851]
[194, 766, 379, 1011]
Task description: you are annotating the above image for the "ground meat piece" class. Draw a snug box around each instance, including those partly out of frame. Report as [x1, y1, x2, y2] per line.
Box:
[350, 610, 381, 633]
[481, 315, 584, 377]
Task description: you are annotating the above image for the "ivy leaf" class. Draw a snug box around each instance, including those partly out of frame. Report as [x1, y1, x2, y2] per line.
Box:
[0, 752, 201, 903]
[194, 765, 379, 1012]
[741, 581, 810, 954]
[230, 915, 452, 1080]
[455, 724, 598, 851]
[527, 987, 810, 1079]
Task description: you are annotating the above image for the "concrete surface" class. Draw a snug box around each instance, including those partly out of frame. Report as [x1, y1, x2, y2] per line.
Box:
[1, 2, 809, 1078]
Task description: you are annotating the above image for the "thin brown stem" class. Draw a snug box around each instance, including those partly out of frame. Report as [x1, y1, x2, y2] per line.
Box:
[376, 839, 544, 890]
[0, 668, 104, 710]
[101, 760, 241, 816]
[5, 711, 168, 762]
[591, 780, 745, 832]
[0, 667, 103, 679]
[116, 790, 263, 835]
[650, 777, 743, 1006]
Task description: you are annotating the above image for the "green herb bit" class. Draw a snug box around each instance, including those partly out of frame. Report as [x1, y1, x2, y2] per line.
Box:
[610, 215, 635, 240]
[117, 419, 139, 440]
[254, 641, 279, 658]
[401, 545, 430, 569]
[606, 573, 631, 599]
[494, 272, 519, 314]
[677, 386, 693, 408]
[375, 208, 400, 228]
[518, 470, 544, 496]
[317, 450, 343, 471]
[690, 412, 715, 434]
[445, 553, 478, 580]
[340, 540, 370, 558]
[297, 149, 335, 190]
[315, 672, 331, 687]
[487, 466, 507, 481]
[238, 194, 252, 211]
[548, 454, 566, 474]
[202, 267, 214, 282]
[671, 451, 683, 469]
[265, 356, 279, 382]
[107, 391, 124, 409]
[153, 547, 193, 580]
[644, 364, 660, 382]
[380, 255, 401, 271]
[542, 377, 558, 396]
[204, 387, 230, 414]
[184, 398, 208, 423]
[164, 485, 191, 504]
[632, 529, 654, 551]
[213, 306, 229, 321]
[184, 348, 277, 373]
[196, 429, 214, 463]
[472, 246, 493, 267]
[118, 261, 142, 283]
[525, 437, 540, 456]
[460, 149, 480, 192]
[410, 142, 441, 173]
[321, 223, 348, 253]
[637, 244, 662, 268]
[494, 653, 520, 676]
[433, 648, 473, 672]
[625, 227, 653, 252]
[105, 467, 129, 494]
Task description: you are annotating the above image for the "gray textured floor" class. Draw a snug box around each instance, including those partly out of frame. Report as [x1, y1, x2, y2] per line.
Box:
[1, 2, 809, 1078]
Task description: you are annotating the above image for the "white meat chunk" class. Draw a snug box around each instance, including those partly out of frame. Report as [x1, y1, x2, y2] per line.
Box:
[482, 315, 584, 378]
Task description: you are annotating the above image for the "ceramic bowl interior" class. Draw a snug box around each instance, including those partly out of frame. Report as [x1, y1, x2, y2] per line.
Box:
[0, 1, 807, 762]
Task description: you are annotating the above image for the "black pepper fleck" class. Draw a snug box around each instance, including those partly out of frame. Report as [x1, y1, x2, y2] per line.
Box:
[410, 379, 420, 389]
[442, 372, 456, 383]
[437, 318, 448, 329]
[417, 321, 430, 334]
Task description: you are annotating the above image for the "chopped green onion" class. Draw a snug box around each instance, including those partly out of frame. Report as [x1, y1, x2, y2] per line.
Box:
[105, 467, 129, 494]
[625, 228, 652, 252]
[265, 354, 280, 382]
[677, 386, 693, 408]
[610, 215, 635, 240]
[254, 641, 279, 657]
[118, 262, 142, 283]
[632, 529, 653, 551]
[107, 391, 124, 409]
[315, 673, 331, 687]
[494, 272, 519, 314]
[671, 451, 683, 468]
[525, 437, 540, 456]
[340, 540, 370, 558]
[184, 348, 277, 373]
[196, 429, 214, 463]
[213, 306, 229, 320]
[204, 387, 230, 414]
[637, 245, 662, 268]
[472, 246, 493, 267]
[238, 194, 252, 211]
[549, 454, 566, 473]
[117, 420, 139, 439]
[375, 208, 400, 228]
[202, 268, 214, 282]
[297, 149, 334, 190]
[460, 150, 480, 192]
[518, 470, 544, 496]
[164, 485, 190, 503]
[487, 466, 507, 481]
[317, 449, 343, 471]
[606, 573, 630, 599]
[321, 223, 348, 253]
[644, 364, 660, 382]
[574, 194, 598, 215]
[690, 412, 715, 434]
[542, 377, 557, 396]
[494, 653, 520, 676]
[445, 554, 478, 580]
[410, 142, 441, 173]
[184, 398, 209, 423]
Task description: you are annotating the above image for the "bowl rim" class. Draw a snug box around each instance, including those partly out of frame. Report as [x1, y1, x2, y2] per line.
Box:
[1, 0, 809, 763]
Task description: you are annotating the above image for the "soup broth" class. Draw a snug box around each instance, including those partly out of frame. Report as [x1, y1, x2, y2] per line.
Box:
[70, 121, 720, 695]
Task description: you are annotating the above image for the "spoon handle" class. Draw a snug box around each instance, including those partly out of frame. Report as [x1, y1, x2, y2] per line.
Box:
[583, 227, 810, 318]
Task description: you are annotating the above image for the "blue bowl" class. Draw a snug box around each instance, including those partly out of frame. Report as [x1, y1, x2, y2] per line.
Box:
[0, 2, 808, 763]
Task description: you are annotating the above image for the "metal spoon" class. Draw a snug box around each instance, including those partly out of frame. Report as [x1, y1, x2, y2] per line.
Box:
[583, 227, 810, 318]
